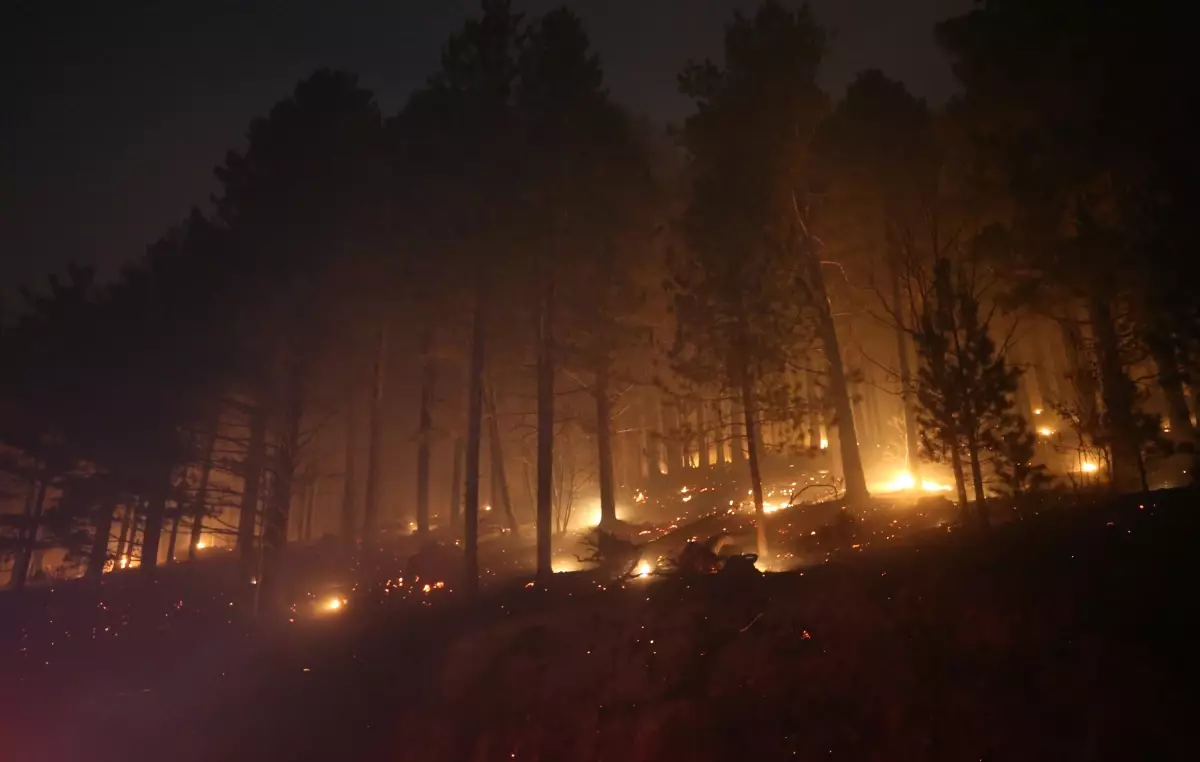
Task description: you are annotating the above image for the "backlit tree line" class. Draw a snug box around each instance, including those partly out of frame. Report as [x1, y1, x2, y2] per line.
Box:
[3, 0, 1196, 593]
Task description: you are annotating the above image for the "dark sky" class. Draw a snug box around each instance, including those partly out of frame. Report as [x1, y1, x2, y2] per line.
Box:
[1, 0, 971, 293]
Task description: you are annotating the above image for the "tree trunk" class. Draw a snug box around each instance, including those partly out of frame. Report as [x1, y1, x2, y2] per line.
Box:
[301, 474, 316, 542]
[237, 406, 267, 580]
[891, 261, 922, 482]
[340, 391, 358, 555]
[950, 445, 969, 523]
[415, 328, 435, 536]
[1061, 315, 1099, 424]
[140, 471, 171, 573]
[484, 382, 518, 533]
[595, 356, 617, 526]
[86, 498, 117, 581]
[165, 515, 181, 564]
[362, 318, 388, 552]
[805, 369, 819, 450]
[449, 437, 464, 532]
[809, 254, 869, 505]
[966, 432, 988, 529]
[1089, 299, 1146, 492]
[663, 400, 683, 473]
[114, 503, 133, 566]
[713, 400, 727, 465]
[535, 279, 555, 588]
[261, 363, 305, 610]
[11, 477, 47, 590]
[697, 402, 710, 469]
[464, 294, 486, 597]
[730, 394, 746, 466]
[740, 369, 769, 563]
[1147, 330, 1198, 483]
[188, 425, 217, 561]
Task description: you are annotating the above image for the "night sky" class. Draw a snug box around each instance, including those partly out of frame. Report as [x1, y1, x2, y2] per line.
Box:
[1, 0, 970, 294]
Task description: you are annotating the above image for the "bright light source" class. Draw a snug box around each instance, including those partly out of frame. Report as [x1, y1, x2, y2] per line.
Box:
[195, 541, 207, 550]
[873, 471, 953, 494]
[635, 561, 653, 578]
[1033, 408, 1044, 416]
[1080, 461, 1099, 474]
[1037, 427, 1054, 437]
[322, 596, 345, 612]
[819, 438, 829, 450]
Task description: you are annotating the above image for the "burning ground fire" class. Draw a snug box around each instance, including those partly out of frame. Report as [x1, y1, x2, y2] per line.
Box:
[871, 471, 953, 495]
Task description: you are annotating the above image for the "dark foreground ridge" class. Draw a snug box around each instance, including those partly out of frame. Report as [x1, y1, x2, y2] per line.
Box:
[2, 490, 1195, 762]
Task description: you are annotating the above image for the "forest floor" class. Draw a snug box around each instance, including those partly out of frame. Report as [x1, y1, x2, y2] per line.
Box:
[2, 489, 1197, 762]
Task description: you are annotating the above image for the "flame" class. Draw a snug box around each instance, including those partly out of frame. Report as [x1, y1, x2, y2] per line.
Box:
[195, 541, 207, 550]
[1037, 427, 1054, 437]
[635, 561, 653, 578]
[874, 471, 952, 494]
[322, 596, 345, 612]
[1080, 461, 1099, 474]
[819, 438, 829, 450]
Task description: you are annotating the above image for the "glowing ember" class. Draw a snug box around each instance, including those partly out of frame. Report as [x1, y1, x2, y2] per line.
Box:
[634, 489, 647, 504]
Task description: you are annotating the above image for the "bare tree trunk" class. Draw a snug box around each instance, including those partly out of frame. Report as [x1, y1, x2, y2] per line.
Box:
[663, 400, 683, 473]
[1090, 298, 1146, 492]
[11, 477, 47, 589]
[165, 514, 181, 564]
[1061, 315, 1099, 423]
[713, 400, 727, 465]
[740, 369, 769, 563]
[114, 503, 133, 565]
[415, 328, 435, 536]
[595, 357, 617, 526]
[697, 402, 710, 469]
[140, 471, 171, 573]
[237, 406, 267, 581]
[86, 498, 117, 581]
[805, 369, 819, 450]
[892, 261, 921, 482]
[966, 431, 988, 529]
[464, 294, 486, 597]
[340, 392, 358, 555]
[188, 425, 217, 561]
[362, 318, 388, 552]
[730, 394, 746, 467]
[809, 254, 870, 505]
[301, 470, 317, 543]
[484, 382, 518, 533]
[1147, 330, 1198, 483]
[261, 361, 305, 611]
[535, 279, 555, 587]
[449, 437, 464, 532]
[950, 445, 969, 523]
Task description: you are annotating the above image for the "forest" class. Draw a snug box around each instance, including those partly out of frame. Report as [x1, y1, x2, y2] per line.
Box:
[1, 1, 1197, 759]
